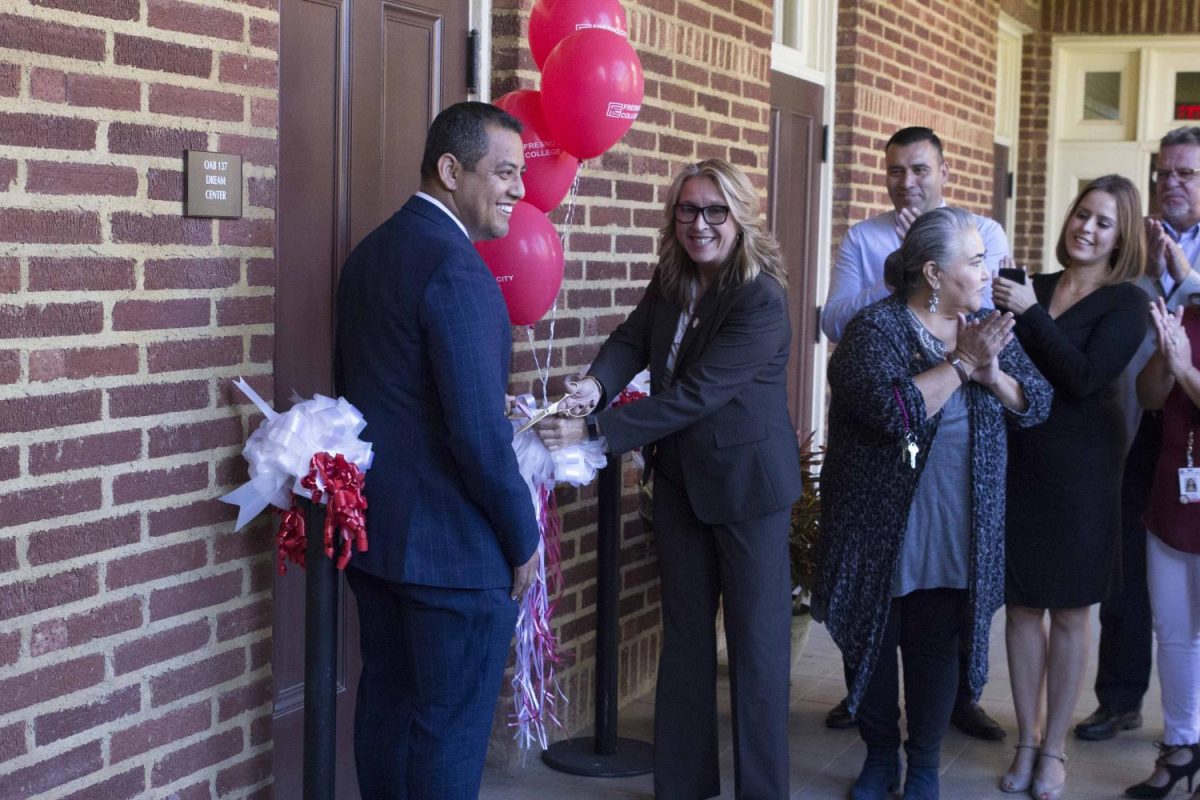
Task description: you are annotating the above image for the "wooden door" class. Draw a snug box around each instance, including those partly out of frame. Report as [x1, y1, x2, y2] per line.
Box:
[274, 1, 468, 796]
[768, 71, 823, 434]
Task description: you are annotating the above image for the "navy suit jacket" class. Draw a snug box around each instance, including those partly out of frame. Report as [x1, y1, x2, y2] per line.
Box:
[334, 195, 540, 589]
[590, 271, 802, 524]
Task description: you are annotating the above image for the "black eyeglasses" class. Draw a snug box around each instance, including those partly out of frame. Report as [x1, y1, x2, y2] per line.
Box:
[1154, 168, 1199, 184]
[674, 204, 730, 225]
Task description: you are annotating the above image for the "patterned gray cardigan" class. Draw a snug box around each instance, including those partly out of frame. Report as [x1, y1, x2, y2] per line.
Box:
[816, 296, 1052, 712]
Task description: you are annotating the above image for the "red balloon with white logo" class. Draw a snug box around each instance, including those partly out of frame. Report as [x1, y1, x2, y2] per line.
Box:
[528, 0, 628, 72]
[494, 90, 579, 213]
[540, 28, 644, 161]
[475, 201, 564, 326]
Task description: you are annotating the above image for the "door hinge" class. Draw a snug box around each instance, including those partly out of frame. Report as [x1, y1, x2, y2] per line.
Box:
[821, 124, 829, 163]
[814, 304, 823, 342]
[1006, 170, 1014, 199]
[466, 29, 479, 94]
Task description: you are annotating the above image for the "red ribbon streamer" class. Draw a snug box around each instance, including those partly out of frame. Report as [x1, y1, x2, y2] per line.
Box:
[274, 453, 369, 574]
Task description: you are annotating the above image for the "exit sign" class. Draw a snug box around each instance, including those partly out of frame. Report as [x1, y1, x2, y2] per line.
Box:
[1177, 104, 1200, 120]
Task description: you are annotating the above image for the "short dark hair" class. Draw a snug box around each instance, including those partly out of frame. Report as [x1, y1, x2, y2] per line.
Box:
[885, 126, 944, 161]
[419, 102, 522, 180]
[1161, 126, 1200, 150]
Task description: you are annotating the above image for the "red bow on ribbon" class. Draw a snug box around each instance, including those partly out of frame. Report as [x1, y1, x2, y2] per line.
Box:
[274, 453, 369, 574]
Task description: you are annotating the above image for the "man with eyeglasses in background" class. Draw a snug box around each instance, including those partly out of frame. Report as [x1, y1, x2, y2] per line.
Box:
[819, 126, 1012, 742]
[1077, 125, 1200, 743]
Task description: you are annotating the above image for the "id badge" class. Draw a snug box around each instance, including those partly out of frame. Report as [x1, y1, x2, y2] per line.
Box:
[1179, 467, 1200, 504]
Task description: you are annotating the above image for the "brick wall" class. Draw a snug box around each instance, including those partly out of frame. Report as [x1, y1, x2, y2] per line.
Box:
[0, 1, 278, 797]
[1012, 0, 1200, 271]
[486, 0, 775, 762]
[831, 0, 1005, 253]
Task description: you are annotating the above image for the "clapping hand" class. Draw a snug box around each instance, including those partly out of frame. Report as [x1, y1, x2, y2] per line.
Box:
[1146, 219, 1192, 284]
[894, 207, 920, 240]
[955, 310, 1015, 386]
[1149, 296, 1191, 377]
[991, 256, 1036, 314]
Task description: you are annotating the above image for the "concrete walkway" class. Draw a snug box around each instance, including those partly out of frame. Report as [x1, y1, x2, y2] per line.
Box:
[482, 607, 1182, 798]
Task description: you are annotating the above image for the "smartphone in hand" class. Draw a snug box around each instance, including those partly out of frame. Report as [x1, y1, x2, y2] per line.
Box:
[998, 266, 1026, 284]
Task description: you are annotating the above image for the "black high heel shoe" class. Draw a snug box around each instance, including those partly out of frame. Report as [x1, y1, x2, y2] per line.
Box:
[1124, 742, 1200, 799]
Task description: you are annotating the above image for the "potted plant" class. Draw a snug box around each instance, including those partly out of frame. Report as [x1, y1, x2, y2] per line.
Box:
[789, 432, 823, 668]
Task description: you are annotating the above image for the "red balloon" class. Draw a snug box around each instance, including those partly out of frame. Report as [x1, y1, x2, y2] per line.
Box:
[541, 29, 644, 160]
[475, 201, 564, 326]
[529, 0, 628, 72]
[494, 90, 579, 213]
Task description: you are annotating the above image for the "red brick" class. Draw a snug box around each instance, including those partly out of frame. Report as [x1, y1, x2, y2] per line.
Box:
[248, 176, 275, 208]
[32, 0, 139, 19]
[57, 768, 145, 800]
[110, 701, 210, 763]
[0, 478, 101, 527]
[220, 374, 271, 408]
[249, 334, 272, 363]
[172, 781, 216, 800]
[0, 158, 14, 190]
[216, 750, 272, 795]
[216, 598, 270, 642]
[216, 453, 249, 487]
[214, 524, 269, 564]
[148, 168, 182, 201]
[109, 379, 209, 418]
[150, 83, 244, 121]
[30, 431, 140, 476]
[0, 654, 104, 714]
[247, 258, 274, 287]
[30, 66, 65, 102]
[146, 257, 239, 290]
[0, 257, 16, 292]
[0, 564, 98, 622]
[0, 446, 16, 480]
[217, 133, 276, 167]
[0, 630, 17, 667]
[111, 212, 213, 245]
[113, 618, 210, 674]
[0, 720, 25, 762]
[149, 647, 245, 707]
[219, 53, 277, 88]
[0, 111, 96, 149]
[217, 296, 272, 327]
[31, 597, 142, 657]
[151, 728, 243, 787]
[249, 18, 278, 50]
[28, 257, 136, 291]
[114, 34, 213, 78]
[66, 73, 140, 110]
[106, 540, 207, 590]
[149, 569, 242, 622]
[219, 218, 273, 247]
[0, 389, 100, 433]
[0, 209, 101, 244]
[250, 96, 277, 128]
[0, 302, 102, 338]
[149, 336, 243, 373]
[0, 349, 16, 383]
[0, 63, 17, 97]
[249, 712, 271, 746]
[114, 462, 209, 505]
[27, 514, 140, 566]
[148, 0, 245, 41]
[0, 13, 107, 60]
[30, 344, 139, 381]
[35, 686, 140, 746]
[109, 122, 208, 156]
[113, 298, 210, 331]
[27, 161, 138, 196]
[1, 740, 102, 797]
[149, 416, 244, 457]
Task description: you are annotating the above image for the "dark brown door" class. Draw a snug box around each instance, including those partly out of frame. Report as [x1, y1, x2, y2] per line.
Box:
[992, 142, 1011, 231]
[274, 2, 468, 796]
[768, 71, 823, 433]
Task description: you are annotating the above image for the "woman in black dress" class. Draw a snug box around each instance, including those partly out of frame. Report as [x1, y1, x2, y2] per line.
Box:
[993, 175, 1149, 800]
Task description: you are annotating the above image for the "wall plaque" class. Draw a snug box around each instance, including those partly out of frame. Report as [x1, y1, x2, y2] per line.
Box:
[185, 150, 243, 218]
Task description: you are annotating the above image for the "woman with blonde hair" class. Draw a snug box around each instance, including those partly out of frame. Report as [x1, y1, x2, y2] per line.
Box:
[536, 158, 801, 799]
[994, 174, 1150, 800]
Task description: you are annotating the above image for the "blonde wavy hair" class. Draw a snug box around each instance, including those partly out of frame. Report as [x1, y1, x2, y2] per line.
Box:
[656, 159, 788, 308]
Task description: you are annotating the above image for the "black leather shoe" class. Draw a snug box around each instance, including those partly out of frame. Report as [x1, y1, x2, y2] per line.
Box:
[825, 696, 858, 729]
[950, 701, 1006, 741]
[1074, 706, 1143, 740]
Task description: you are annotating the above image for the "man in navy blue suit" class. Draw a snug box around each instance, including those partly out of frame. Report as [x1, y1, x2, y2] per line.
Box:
[335, 102, 541, 800]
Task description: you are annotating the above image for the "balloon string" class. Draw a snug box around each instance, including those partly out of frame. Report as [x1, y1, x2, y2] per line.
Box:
[527, 161, 585, 407]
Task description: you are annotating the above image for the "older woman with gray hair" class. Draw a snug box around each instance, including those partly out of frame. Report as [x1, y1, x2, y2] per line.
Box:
[815, 207, 1052, 800]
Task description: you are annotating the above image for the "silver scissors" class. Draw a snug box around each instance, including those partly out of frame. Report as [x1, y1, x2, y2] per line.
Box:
[514, 394, 579, 435]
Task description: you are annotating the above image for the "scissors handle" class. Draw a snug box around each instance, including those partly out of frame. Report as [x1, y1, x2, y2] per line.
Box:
[513, 396, 567, 435]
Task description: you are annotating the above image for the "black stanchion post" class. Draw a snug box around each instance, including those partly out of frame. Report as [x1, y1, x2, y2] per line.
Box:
[303, 500, 338, 800]
[541, 455, 653, 776]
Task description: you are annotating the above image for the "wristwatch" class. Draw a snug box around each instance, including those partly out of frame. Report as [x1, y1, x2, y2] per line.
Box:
[945, 352, 970, 385]
[585, 414, 601, 441]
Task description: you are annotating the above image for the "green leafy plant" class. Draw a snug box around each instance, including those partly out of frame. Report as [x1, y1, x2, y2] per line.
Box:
[789, 432, 823, 611]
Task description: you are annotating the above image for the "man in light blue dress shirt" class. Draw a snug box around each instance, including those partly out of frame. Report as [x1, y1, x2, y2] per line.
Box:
[821, 126, 1010, 344]
[820, 127, 1012, 741]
